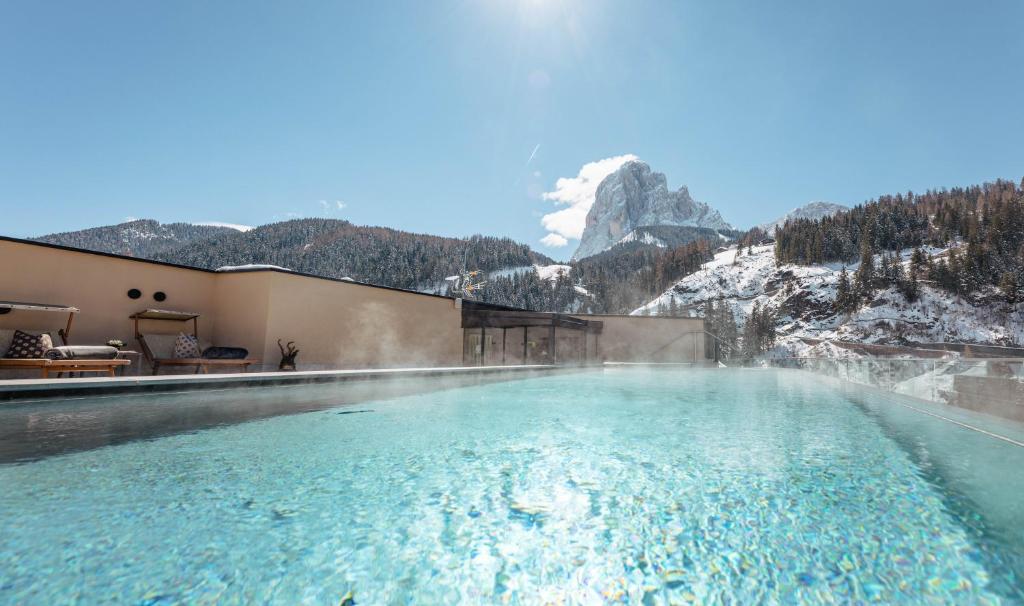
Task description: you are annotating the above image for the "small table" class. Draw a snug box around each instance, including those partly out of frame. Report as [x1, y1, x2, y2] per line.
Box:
[115, 350, 142, 376]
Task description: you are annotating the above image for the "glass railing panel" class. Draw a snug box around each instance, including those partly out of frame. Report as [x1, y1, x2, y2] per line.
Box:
[761, 357, 1024, 424]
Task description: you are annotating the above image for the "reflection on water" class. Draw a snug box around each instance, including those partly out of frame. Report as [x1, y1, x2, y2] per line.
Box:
[0, 368, 1022, 604]
[0, 370, 559, 463]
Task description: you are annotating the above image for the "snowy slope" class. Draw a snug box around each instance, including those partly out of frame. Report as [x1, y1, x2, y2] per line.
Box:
[634, 244, 1024, 352]
[535, 264, 572, 282]
[617, 230, 667, 248]
[193, 222, 255, 232]
[419, 264, 571, 295]
[756, 202, 848, 233]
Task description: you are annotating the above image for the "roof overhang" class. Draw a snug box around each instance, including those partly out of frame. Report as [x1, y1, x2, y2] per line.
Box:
[129, 309, 201, 321]
[461, 308, 602, 333]
[0, 300, 79, 314]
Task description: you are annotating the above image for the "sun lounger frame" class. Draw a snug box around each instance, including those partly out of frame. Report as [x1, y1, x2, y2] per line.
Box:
[0, 301, 130, 378]
[131, 309, 258, 375]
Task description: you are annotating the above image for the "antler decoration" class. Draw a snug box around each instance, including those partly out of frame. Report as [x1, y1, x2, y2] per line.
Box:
[277, 339, 300, 370]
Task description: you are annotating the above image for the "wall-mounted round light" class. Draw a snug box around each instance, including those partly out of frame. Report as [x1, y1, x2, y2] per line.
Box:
[127, 289, 142, 299]
[153, 291, 167, 302]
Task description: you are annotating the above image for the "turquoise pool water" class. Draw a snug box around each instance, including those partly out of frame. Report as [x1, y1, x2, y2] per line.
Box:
[1, 368, 1023, 604]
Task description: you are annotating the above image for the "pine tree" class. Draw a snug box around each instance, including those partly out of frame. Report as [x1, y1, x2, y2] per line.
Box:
[743, 302, 761, 358]
[910, 247, 928, 272]
[854, 235, 876, 301]
[834, 267, 855, 314]
[720, 299, 739, 357]
[1000, 272, 1020, 305]
[901, 264, 920, 303]
[757, 304, 777, 351]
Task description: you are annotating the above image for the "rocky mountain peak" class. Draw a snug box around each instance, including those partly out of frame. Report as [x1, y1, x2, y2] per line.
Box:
[572, 161, 731, 260]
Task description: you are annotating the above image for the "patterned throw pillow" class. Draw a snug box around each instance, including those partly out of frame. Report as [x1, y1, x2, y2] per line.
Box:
[172, 333, 202, 359]
[3, 330, 53, 359]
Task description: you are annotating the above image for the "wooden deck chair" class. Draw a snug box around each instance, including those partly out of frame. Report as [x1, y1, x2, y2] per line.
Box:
[131, 309, 258, 375]
[0, 301, 130, 378]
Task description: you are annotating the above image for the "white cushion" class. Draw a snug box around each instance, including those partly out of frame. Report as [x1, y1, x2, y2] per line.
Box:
[172, 333, 202, 358]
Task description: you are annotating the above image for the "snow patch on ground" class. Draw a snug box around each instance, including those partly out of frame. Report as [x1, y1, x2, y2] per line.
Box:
[489, 266, 536, 280]
[617, 230, 666, 248]
[535, 264, 572, 282]
[418, 265, 560, 295]
[193, 222, 255, 232]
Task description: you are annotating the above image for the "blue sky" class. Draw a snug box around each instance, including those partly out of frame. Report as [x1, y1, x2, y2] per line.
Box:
[2, 0, 1023, 259]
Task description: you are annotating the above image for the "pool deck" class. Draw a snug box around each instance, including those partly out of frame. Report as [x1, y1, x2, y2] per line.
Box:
[0, 364, 573, 401]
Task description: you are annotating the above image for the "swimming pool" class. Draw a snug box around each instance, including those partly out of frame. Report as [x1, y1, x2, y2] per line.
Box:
[2, 368, 1023, 604]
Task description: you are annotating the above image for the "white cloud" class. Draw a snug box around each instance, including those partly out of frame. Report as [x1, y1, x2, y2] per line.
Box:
[540, 233, 569, 247]
[540, 153, 637, 241]
[318, 199, 347, 213]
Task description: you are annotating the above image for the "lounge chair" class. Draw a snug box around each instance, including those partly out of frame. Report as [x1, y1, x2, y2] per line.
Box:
[0, 301, 130, 378]
[0, 354, 130, 378]
[131, 309, 259, 375]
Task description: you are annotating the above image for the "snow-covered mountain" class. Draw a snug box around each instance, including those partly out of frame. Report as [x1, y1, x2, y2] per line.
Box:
[572, 161, 732, 261]
[634, 244, 1024, 352]
[33, 219, 241, 258]
[757, 202, 848, 234]
[34, 218, 555, 295]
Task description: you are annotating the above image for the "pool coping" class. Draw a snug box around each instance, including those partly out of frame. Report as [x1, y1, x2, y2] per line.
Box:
[0, 364, 578, 401]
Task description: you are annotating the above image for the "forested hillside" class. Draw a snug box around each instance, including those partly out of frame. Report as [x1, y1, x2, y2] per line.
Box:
[34, 220, 239, 258]
[149, 219, 552, 292]
[636, 177, 1024, 359]
[474, 237, 722, 312]
[35, 217, 728, 314]
[774, 179, 1024, 302]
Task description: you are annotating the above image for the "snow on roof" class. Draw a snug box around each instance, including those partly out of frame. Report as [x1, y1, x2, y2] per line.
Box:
[215, 264, 291, 272]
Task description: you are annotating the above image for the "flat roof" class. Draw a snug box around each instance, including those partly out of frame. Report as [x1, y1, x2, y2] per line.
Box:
[1, 235, 703, 322]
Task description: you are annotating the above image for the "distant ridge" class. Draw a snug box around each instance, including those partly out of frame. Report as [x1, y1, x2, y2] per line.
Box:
[33, 219, 238, 258]
[34, 218, 553, 295]
[757, 201, 849, 233]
